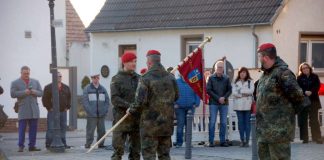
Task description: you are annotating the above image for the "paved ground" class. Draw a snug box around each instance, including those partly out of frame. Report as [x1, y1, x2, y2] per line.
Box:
[1, 119, 324, 160]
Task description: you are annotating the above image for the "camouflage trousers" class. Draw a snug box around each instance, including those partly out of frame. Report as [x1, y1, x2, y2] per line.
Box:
[258, 142, 291, 160]
[111, 131, 141, 160]
[141, 136, 172, 160]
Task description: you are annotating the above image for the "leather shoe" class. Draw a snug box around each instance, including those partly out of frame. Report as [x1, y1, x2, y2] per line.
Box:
[98, 145, 106, 148]
[18, 147, 24, 152]
[29, 147, 41, 151]
[220, 142, 229, 147]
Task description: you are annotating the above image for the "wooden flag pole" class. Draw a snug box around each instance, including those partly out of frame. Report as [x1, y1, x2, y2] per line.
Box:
[86, 113, 130, 153]
[170, 36, 212, 74]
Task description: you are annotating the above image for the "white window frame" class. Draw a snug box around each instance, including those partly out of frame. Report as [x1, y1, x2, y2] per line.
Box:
[300, 38, 324, 73]
[185, 41, 201, 56]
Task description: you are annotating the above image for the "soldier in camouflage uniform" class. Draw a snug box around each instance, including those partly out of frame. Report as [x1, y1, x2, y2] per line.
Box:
[127, 50, 179, 160]
[256, 43, 305, 160]
[110, 52, 141, 160]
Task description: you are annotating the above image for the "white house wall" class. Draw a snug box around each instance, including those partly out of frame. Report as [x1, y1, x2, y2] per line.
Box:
[273, 0, 324, 72]
[89, 26, 273, 93]
[0, 0, 66, 118]
[69, 42, 90, 95]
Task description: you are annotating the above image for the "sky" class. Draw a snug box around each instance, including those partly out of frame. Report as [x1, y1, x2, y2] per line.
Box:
[70, 0, 106, 27]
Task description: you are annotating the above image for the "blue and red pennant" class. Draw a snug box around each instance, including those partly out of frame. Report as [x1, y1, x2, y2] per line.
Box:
[178, 48, 209, 103]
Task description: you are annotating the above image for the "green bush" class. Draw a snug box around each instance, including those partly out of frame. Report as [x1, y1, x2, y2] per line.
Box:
[81, 76, 90, 90]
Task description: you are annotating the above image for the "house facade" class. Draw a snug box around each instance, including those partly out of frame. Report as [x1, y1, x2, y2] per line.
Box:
[86, 0, 324, 92]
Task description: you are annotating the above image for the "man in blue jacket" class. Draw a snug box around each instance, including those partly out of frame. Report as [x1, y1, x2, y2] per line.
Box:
[173, 75, 200, 148]
[82, 73, 109, 149]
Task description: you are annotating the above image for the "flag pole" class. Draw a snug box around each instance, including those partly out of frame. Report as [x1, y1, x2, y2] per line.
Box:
[86, 113, 129, 153]
[201, 45, 207, 132]
[170, 36, 212, 74]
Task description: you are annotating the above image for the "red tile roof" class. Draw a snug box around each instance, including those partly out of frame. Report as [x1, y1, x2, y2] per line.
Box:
[66, 0, 89, 44]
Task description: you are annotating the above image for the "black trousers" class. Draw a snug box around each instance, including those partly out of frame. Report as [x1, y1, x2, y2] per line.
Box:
[298, 106, 322, 141]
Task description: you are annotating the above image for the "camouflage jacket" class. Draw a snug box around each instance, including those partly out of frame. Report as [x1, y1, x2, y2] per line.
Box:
[129, 63, 179, 137]
[110, 70, 140, 132]
[256, 57, 304, 143]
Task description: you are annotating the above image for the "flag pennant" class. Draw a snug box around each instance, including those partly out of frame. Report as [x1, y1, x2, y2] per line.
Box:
[178, 48, 209, 103]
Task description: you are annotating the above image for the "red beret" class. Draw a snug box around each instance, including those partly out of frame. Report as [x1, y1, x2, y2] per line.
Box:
[146, 50, 161, 56]
[140, 68, 147, 74]
[258, 43, 276, 52]
[121, 52, 137, 63]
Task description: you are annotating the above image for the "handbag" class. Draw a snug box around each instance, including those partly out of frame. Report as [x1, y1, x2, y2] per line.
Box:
[13, 102, 19, 113]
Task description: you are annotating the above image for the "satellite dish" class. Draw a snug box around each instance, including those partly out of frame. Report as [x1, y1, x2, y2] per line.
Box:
[211, 57, 234, 82]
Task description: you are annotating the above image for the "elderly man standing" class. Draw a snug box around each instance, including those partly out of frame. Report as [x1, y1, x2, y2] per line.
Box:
[82, 73, 110, 149]
[42, 72, 71, 149]
[128, 50, 179, 160]
[207, 60, 232, 147]
[256, 43, 305, 160]
[11, 66, 43, 152]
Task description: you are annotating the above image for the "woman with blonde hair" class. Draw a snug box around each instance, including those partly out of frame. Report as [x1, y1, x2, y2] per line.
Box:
[297, 62, 323, 144]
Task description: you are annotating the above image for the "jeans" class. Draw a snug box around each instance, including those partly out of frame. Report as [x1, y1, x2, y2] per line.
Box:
[86, 117, 106, 146]
[175, 107, 195, 146]
[209, 104, 228, 144]
[236, 111, 251, 142]
[18, 119, 38, 148]
[46, 111, 67, 146]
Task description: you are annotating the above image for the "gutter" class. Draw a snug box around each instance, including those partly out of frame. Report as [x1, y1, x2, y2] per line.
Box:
[85, 22, 271, 33]
[251, 25, 259, 68]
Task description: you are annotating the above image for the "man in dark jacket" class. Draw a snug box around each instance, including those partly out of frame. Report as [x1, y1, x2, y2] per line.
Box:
[128, 50, 179, 160]
[82, 73, 109, 149]
[256, 43, 305, 159]
[110, 52, 140, 160]
[207, 60, 232, 147]
[173, 76, 200, 148]
[42, 72, 71, 149]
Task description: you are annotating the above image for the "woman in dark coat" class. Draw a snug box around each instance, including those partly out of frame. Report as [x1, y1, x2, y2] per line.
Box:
[297, 62, 323, 144]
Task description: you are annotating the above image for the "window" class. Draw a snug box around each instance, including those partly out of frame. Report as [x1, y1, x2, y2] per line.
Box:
[186, 41, 200, 56]
[300, 34, 324, 72]
[181, 35, 203, 60]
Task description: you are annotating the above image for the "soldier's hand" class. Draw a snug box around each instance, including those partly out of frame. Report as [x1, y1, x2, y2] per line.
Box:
[174, 105, 179, 109]
[126, 108, 131, 115]
[305, 91, 312, 96]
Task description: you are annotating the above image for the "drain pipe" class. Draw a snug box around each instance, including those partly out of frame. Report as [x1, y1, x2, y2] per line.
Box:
[251, 25, 259, 68]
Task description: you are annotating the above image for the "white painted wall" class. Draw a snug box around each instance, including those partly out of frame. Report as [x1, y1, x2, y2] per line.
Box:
[273, 0, 324, 73]
[69, 42, 90, 95]
[0, 0, 66, 118]
[89, 26, 273, 94]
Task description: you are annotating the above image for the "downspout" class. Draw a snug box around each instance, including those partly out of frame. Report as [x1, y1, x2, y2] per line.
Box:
[251, 25, 259, 68]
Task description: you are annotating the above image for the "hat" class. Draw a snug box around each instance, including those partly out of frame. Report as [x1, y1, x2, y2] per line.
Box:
[146, 50, 161, 57]
[140, 68, 147, 74]
[90, 72, 100, 78]
[121, 52, 137, 63]
[258, 43, 276, 53]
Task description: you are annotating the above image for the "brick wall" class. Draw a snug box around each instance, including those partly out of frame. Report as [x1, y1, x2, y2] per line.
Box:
[0, 118, 47, 133]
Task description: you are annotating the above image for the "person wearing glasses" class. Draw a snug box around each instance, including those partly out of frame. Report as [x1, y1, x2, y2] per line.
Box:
[297, 62, 323, 144]
[10, 66, 43, 152]
[207, 60, 232, 147]
[82, 73, 110, 149]
[42, 72, 72, 149]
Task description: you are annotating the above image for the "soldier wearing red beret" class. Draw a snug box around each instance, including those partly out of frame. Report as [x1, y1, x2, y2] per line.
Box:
[110, 52, 141, 160]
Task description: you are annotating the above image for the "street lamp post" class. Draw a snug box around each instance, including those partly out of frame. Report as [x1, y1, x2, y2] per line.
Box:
[48, 0, 65, 153]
